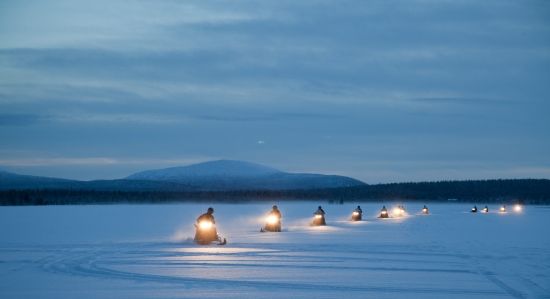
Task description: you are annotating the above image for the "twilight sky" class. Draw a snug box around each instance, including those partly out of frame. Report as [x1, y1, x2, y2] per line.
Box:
[0, 0, 549, 183]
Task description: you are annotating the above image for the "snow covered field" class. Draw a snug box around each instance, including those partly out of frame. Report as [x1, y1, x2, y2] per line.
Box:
[1, 202, 549, 299]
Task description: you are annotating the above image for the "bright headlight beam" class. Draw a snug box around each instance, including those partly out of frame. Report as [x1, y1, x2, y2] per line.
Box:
[199, 221, 213, 229]
[266, 215, 279, 225]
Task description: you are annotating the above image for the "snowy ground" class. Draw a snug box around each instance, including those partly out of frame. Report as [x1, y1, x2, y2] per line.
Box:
[0, 202, 549, 299]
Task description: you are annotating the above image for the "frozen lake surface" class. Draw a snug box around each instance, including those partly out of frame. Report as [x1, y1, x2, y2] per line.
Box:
[1, 202, 549, 298]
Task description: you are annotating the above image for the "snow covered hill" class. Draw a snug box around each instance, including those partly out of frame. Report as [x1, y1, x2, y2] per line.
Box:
[125, 159, 366, 190]
[127, 160, 282, 179]
[0, 160, 364, 191]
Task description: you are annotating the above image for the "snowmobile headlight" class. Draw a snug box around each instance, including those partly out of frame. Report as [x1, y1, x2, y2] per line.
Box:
[352, 211, 359, 216]
[500, 206, 506, 212]
[381, 210, 387, 215]
[266, 215, 279, 225]
[199, 221, 213, 229]
[514, 204, 522, 212]
[393, 208, 402, 216]
[314, 214, 323, 219]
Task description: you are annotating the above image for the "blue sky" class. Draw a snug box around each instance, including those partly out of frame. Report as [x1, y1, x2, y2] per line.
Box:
[1, 0, 549, 183]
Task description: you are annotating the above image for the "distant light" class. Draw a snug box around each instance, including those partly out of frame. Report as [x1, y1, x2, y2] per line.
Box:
[514, 204, 523, 212]
[257, 140, 265, 144]
[393, 207, 405, 216]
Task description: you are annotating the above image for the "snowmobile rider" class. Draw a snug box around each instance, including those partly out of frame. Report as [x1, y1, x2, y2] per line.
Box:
[194, 207, 226, 245]
[315, 206, 326, 216]
[270, 205, 282, 219]
[379, 205, 389, 218]
[312, 205, 326, 226]
[262, 205, 283, 232]
[351, 205, 363, 221]
[197, 207, 216, 224]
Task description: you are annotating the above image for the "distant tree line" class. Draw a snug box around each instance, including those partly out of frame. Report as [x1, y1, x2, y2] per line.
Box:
[1, 179, 549, 206]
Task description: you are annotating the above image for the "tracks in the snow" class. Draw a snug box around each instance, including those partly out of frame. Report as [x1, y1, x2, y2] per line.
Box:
[6, 242, 510, 297]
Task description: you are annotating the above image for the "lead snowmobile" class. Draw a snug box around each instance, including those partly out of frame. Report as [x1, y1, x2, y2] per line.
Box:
[351, 205, 363, 221]
[194, 207, 227, 245]
[311, 206, 326, 226]
[261, 205, 282, 232]
[471, 206, 478, 213]
[422, 205, 429, 215]
[379, 206, 389, 218]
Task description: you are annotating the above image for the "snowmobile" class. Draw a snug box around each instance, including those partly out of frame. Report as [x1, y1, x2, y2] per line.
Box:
[393, 205, 406, 217]
[261, 214, 282, 232]
[311, 206, 326, 226]
[482, 206, 489, 213]
[351, 210, 362, 221]
[471, 206, 478, 213]
[194, 220, 227, 245]
[422, 205, 429, 215]
[499, 205, 507, 213]
[351, 206, 362, 221]
[312, 214, 326, 226]
[378, 206, 389, 218]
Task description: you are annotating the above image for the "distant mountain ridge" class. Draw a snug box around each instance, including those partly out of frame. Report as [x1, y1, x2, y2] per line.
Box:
[125, 160, 365, 190]
[0, 160, 366, 191]
[126, 160, 281, 180]
[0, 170, 77, 189]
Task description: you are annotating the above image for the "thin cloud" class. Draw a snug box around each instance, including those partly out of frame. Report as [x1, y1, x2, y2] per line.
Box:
[410, 97, 514, 105]
[0, 114, 46, 126]
[0, 157, 213, 167]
